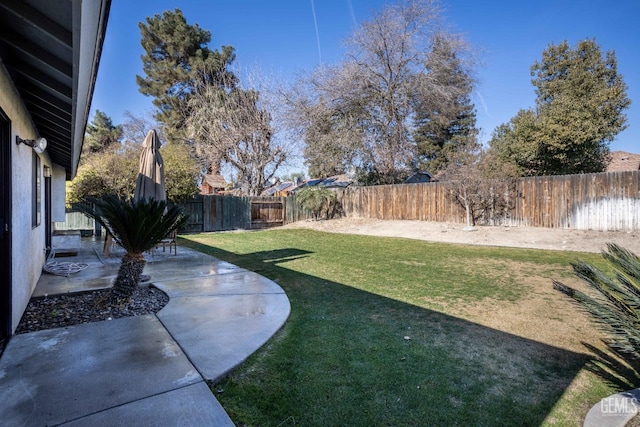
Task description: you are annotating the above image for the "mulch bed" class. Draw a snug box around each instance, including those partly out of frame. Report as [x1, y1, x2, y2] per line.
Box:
[0, 285, 168, 357]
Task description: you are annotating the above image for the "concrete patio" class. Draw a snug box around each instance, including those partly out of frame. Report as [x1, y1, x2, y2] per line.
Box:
[0, 237, 291, 426]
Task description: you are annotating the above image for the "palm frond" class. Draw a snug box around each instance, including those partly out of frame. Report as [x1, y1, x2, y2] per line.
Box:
[554, 244, 640, 357]
[78, 195, 188, 254]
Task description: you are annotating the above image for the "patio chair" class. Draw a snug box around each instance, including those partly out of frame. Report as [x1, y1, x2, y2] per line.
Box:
[156, 229, 177, 255]
[103, 231, 117, 256]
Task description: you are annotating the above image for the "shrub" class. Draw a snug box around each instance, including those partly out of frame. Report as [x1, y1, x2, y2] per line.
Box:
[295, 187, 340, 221]
[78, 195, 187, 303]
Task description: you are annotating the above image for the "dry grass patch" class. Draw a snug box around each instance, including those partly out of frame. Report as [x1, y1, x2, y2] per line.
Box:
[419, 258, 602, 353]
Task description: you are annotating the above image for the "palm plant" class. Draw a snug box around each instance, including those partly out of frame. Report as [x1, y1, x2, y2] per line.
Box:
[554, 243, 640, 359]
[295, 187, 339, 221]
[78, 195, 188, 304]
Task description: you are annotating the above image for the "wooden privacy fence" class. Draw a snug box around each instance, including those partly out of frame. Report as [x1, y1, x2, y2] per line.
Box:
[340, 182, 461, 223]
[337, 170, 640, 231]
[56, 196, 308, 235]
[53, 210, 95, 234]
[56, 171, 640, 234]
[512, 172, 640, 230]
[53, 202, 98, 236]
[179, 195, 307, 233]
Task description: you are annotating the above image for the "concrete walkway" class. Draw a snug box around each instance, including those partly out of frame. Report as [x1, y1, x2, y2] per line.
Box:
[0, 238, 291, 426]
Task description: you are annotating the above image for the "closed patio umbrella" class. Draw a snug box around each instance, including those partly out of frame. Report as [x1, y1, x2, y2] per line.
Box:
[133, 129, 168, 277]
[103, 129, 166, 258]
[134, 129, 166, 202]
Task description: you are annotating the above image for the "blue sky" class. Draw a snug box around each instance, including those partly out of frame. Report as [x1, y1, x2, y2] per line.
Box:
[91, 0, 640, 167]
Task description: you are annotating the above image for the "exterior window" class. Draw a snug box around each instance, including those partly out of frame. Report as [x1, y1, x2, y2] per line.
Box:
[32, 153, 40, 227]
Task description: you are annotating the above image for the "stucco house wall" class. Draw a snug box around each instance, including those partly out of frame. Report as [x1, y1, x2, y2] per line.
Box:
[0, 61, 51, 331]
[0, 0, 111, 337]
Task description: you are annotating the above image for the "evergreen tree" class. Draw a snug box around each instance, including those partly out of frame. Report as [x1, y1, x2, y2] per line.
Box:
[414, 35, 477, 174]
[83, 110, 122, 153]
[487, 109, 541, 176]
[136, 9, 236, 142]
[530, 39, 630, 175]
[489, 39, 630, 176]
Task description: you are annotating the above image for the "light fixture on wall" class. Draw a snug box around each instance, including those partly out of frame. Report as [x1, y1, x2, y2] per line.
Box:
[16, 135, 47, 154]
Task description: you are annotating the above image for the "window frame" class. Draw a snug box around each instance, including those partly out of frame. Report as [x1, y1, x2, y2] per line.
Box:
[32, 153, 41, 228]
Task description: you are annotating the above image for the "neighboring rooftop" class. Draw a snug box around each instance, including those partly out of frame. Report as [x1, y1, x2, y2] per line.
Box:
[608, 151, 640, 173]
[261, 181, 298, 196]
[404, 171, 433, 184]
[294, 174, 354, 192]
[261, 174, 354, 196]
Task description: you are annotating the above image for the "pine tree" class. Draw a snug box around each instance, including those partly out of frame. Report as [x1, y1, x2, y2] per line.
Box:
[136, 9, 236, 142]
[489, 39, 630, 177]
[83, 110, 122, 154]
[414, 35, 477, 175]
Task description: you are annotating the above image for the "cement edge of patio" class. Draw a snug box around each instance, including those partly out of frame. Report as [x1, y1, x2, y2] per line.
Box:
[583, 388, 640, 427]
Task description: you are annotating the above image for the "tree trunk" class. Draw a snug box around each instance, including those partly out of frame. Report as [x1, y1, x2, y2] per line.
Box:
[111, 252, 146, 304]
[463, 187, 472, 227]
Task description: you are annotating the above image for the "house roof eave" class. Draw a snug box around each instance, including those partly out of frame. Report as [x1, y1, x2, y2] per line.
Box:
[0, 0, 112, 180]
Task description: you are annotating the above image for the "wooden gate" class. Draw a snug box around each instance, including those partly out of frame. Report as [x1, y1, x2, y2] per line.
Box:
[251, 200, 284, 229]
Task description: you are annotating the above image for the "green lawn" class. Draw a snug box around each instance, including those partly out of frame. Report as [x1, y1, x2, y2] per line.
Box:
[181, 228, 632, 427]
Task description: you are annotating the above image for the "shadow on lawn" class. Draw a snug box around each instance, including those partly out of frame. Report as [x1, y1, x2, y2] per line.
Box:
[183, 239, 594, 426]
[582, 342, 640, 391]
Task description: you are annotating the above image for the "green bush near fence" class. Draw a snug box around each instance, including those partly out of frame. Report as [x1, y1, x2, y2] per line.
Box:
[294, 187, 340, 220]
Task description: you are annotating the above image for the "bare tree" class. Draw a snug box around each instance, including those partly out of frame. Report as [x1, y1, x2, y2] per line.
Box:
[284, 79, 363, 178]
[186, 68, 292, 195]
[286, 0, 475, 184]
[441, 146, 518, 227]
[121, 110, 166, 145]
[441, 146, 483, 227]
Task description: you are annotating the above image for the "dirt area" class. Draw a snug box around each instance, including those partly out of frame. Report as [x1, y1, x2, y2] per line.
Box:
[285, 217, 640, 254]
